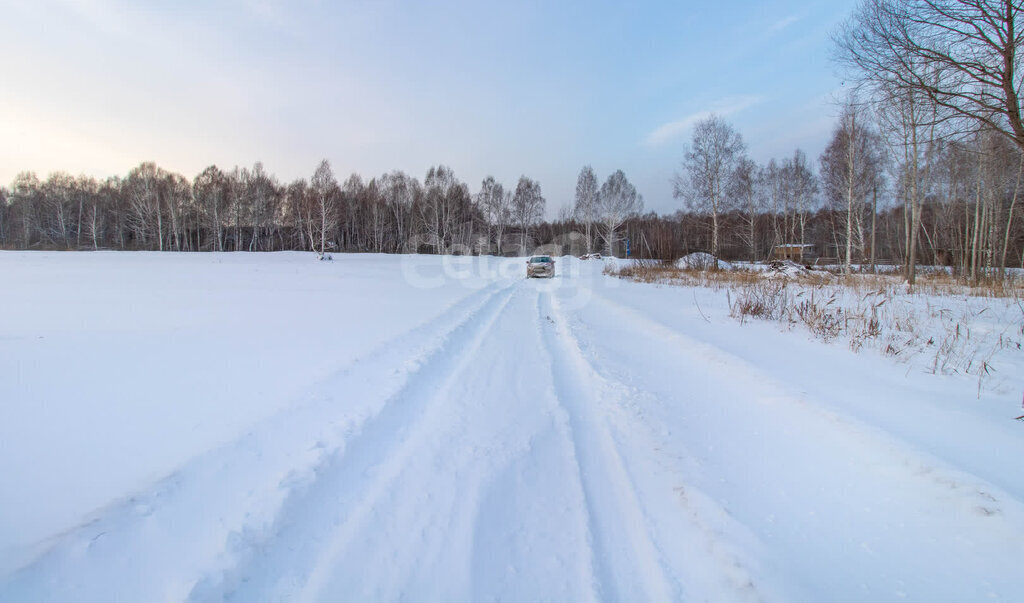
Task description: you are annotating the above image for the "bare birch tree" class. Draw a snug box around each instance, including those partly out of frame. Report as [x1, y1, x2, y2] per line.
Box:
[730, 157, 760, 261]
[595, 169, 643, 257]
[512, 176, 545, 254]
[782, 150, 820, 250]
[194, 165, 227, 252]
[310, 159, 339, 258]
[125, 162, 163, 250]
[673, 115, 746, 262]
[477, 176, 510, 255]
[420, 166, 469, 253]
[573, 165, 599, 253]
[379, 170, 416, 253]
[820, 102, 886, 274]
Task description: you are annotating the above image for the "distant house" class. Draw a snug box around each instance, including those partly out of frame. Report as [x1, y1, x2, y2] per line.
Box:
[771, 243, 817, 264]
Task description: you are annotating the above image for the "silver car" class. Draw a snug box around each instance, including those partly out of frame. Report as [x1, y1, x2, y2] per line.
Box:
[526, 255, 555, 278]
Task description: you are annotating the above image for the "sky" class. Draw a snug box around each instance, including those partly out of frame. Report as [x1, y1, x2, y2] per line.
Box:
[1, 0, 861, 215]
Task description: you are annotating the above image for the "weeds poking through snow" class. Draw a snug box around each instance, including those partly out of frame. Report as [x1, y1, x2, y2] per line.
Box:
[607, 261, 1024, 396]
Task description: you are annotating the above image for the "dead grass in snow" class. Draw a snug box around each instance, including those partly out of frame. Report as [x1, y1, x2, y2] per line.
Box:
[606, 260, 1024, 395]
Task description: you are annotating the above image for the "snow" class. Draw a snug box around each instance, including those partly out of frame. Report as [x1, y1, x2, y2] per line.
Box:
[763, 259, 816, 277]
[1, 251, 1023, 601]
[675, 251, 732, 270]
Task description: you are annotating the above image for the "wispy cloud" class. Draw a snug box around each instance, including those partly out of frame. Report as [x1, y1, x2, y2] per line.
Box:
[235, 0, 285, 22]
[643, 95, 763, 146]
[767, 12, 803, 34]
[56, 0, 133, 37]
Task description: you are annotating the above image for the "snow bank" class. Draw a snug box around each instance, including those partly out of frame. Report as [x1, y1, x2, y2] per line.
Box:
[761, 259, 833, 279]
[675, 252, 732, 270]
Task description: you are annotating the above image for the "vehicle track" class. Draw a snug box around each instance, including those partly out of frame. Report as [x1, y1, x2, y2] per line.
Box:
[565, 284, 1024, 599]
[1, 280, 518, 603]
[589, 287, 1024, 503]
[544, 288, 776, 601]
[189, 282, 517, 602]
[536, 289, 679, 602]
[300, 283, 597, 601]
[586, 288, 1024, 507]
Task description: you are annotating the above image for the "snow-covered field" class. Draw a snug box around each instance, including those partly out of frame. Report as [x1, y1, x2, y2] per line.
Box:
[1, 251, 1023, 601]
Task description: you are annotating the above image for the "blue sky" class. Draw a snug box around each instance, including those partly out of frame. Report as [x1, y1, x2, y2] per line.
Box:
[1, 0, 859, 214]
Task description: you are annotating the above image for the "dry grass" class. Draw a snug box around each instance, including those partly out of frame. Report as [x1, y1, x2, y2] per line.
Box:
[607, 260, 1024, 395]
[604, 259, 826, 288]
[606, 260, 1024, 298]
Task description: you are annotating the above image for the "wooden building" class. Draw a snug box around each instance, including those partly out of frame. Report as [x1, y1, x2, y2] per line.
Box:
[771, 244, 817, 264]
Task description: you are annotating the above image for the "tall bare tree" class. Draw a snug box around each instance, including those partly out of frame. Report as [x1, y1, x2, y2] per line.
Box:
[310, 159, 339, 258]
[782, 150, 820, 250]
[512, 176, 545, 253]
[873, 83, 937, 282]
[477, 176, 510, 255]
[835, 0, 1024, 151]
[674, 115, 746, 262]
[194, 165, 227, 251]
[8, 172, 42, 248]
[730, 157, 760, 261]
[420, 166, 469, 253]
[760, 159, 786, 251]
[161, 171, 191, 252]
[247, 162, 279, 251]
[596, 169, 643, 256]
[282, 179, 309, 250]
[41, 172, 76, 248]
[379, 170, 416, 253]
[820, 102, 887, 274]
[573, 165, 599, 253]
[225, 167, 249, 251]
[125, 162, 164, 250]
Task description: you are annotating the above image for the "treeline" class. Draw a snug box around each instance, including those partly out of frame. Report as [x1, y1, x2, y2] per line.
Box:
[0, 161, 638, 258]
[3, 0, 1022, 284]
[656, 121, 1024, 278]
[0, 162, 536, 257]
[1, 141, 1022, 279]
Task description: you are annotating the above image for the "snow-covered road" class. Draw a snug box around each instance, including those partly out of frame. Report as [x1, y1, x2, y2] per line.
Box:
[1, 253, 1022, 601]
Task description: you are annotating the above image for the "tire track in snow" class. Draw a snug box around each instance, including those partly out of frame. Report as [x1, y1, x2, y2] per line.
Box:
[547, 288, 773, 601]
[536, 288, 678, 602]
[467, 420, 599, 602]
[591, 287, 1024, 502]
[1, 280, 519, 603]
[576, 286, 1024, 599]
[587, 288, 1024, 515]
[306, 284, 596, 600]
[554, 293, 773, 601]
[189, 282, 518, 602]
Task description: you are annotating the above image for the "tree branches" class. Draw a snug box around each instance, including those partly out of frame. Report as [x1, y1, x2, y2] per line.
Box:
[835, 0, 1024, 148]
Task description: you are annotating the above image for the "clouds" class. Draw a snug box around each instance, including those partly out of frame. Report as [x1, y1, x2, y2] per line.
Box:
[768, 12, 804, 34]
[0, 1, 859, 218]
[643, 95, 763, 147]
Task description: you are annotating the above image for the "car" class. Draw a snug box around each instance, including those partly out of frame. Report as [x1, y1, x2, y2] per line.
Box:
[526, 255, 555, 278]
